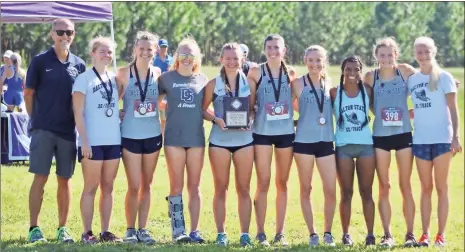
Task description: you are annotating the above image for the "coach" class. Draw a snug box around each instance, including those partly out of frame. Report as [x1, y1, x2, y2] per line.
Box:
[24, 18, 86, 243]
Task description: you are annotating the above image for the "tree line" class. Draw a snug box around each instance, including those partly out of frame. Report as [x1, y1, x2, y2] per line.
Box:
[1, 2, 463, 67]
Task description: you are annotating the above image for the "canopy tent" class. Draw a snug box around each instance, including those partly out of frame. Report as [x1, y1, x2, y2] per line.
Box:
[0, 2, 116, 70]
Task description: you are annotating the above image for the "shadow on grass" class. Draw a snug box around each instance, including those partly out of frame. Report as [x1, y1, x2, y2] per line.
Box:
[0, 239, 432, 252]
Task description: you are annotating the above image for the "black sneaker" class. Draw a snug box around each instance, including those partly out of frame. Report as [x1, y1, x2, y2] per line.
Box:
[342, 233, 353, 246]
[100, 231, 123, 243]
[366, 234, 376, 246]
[404, 232, 417, 247]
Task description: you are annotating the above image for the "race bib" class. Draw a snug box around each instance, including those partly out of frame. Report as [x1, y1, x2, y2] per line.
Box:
[381, 107, 403, 126]
[265, 101, 290, 121]
[134, 100, 157, 118]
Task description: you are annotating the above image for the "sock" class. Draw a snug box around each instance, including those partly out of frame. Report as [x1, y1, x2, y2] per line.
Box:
[240, 233, 249, 237]
[218, 232, 226, 235]
[127, 227, 136, 231]
[324, 231, 332, 235]
[29, 226, 38, 232]
[310, 233, 317, 237]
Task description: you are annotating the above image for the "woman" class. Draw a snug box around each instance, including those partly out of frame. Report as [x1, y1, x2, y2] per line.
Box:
[292, 45, 336, 247]
[363, 37, 417, 248]
[408, 36, 461, 247]
[1, 53, 26, 112]
[158, 37, 208, 243]
[202, 42, 254, 247]
[117, 31, 162, 245]
[247, 34, 296, 247]
[72, 36, 122, 244]
[330, 55, 376, 246]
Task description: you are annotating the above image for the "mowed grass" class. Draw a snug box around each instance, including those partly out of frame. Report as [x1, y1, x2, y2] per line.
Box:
[1, 66, 463, 251]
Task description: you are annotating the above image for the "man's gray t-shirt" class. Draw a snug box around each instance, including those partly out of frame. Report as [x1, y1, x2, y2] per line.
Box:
[72, 68, 121, 146]
[158, 70, 208, 147]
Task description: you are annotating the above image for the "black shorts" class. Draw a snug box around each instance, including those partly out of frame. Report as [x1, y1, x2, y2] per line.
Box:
[122, 135, 163, 154]
[78, 145, 121, 162]
[373, 132, 413, 151]
[293, 141, 335, 158]
[253, 133, 294, 148]
[209, 142, 253, 154]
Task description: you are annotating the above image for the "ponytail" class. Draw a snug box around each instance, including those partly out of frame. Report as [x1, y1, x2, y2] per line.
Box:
[428, 59, 441, 91]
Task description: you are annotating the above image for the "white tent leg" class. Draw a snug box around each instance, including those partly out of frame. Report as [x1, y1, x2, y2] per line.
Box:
[110, 21, 117, 72]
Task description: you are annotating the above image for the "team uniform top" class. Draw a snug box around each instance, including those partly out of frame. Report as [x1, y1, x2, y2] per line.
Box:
[333, 85, 373, 147]
[372, 69, 412, 137]
[209, 72, 253, 147]
[158, 70, 208, 147]
[72, 68, 121, 146]
[253, 64, 294, 136]
[407, 70, 456, 144]
[121, 66, 161, 139]
[295, 77, 334, 143]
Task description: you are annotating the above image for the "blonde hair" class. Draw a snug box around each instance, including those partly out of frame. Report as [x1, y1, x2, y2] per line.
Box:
[304, 45, 330, 83]
[414, 36, 440, 91]
[10, 53, 25, 81]
[132, 31, 160, 63]
[88, 36, 117, 55]
[373, 37, 400, 64]
[171, 36, 202, 73]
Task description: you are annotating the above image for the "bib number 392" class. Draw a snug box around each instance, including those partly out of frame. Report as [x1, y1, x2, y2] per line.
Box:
[381, 107, 403, 126]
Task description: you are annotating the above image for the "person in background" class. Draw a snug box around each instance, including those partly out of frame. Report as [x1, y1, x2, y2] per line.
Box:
[153, 39, 173, 136]
[24, 18, 86, 243]
[1, 53, 26, 112]
[1, 50, 13, 103]
[240, 43, 257, 76]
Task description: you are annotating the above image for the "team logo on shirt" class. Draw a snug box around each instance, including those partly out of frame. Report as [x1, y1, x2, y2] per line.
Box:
[181, 88, 194, 103]
[345, 112, 362, 125]
[100, 89, 115, 103]
[67, 65, 80, 78]
[414, 89, 430, 102]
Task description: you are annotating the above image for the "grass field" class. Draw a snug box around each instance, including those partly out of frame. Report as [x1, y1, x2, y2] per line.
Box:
[1, 66, 463, 251]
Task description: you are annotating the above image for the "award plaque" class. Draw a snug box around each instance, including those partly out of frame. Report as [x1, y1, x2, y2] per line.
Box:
[223, 96, 249, 128]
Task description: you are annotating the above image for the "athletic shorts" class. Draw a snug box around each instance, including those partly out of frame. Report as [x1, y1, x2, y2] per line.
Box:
[413, 143, 451, 161]
[122, 134, 163, 154]
[3, 91, 23, 106]
[293, 141, 335, 158]
[336, 144, 374, 159]
[28, 129, 77, 178]
[373, 132, 412, 151]
[209, 142, 253, 154]
[78, 145, 121, 162]
[253, 133, 294, 148]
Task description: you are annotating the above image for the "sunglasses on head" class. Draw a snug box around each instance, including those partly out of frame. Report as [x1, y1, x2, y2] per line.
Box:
[178, 53, 195, 61]
[55, 30, 74, 36]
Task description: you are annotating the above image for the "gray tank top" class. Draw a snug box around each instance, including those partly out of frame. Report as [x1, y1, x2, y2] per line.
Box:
[158, 70, 207, 147]
[121, 66, 161, 139]
[295, 76, 334, 143]
[372, 69, 412, 136]
[252, 64, 294, 136]
[209, 73, 253, 146]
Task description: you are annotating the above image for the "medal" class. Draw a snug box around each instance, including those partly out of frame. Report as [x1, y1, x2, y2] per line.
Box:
[318, 115, 326, 125]
[92, 67, 114, 118]
[106, 108, 113, 117]
[138, 106, 147, 115]
[273, 106, 283, 114]
[306, 74, 326, 126]
[133, 60, 151, 115]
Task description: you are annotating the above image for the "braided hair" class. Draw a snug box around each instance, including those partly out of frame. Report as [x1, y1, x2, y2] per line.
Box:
[338, 55, 369, 129]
